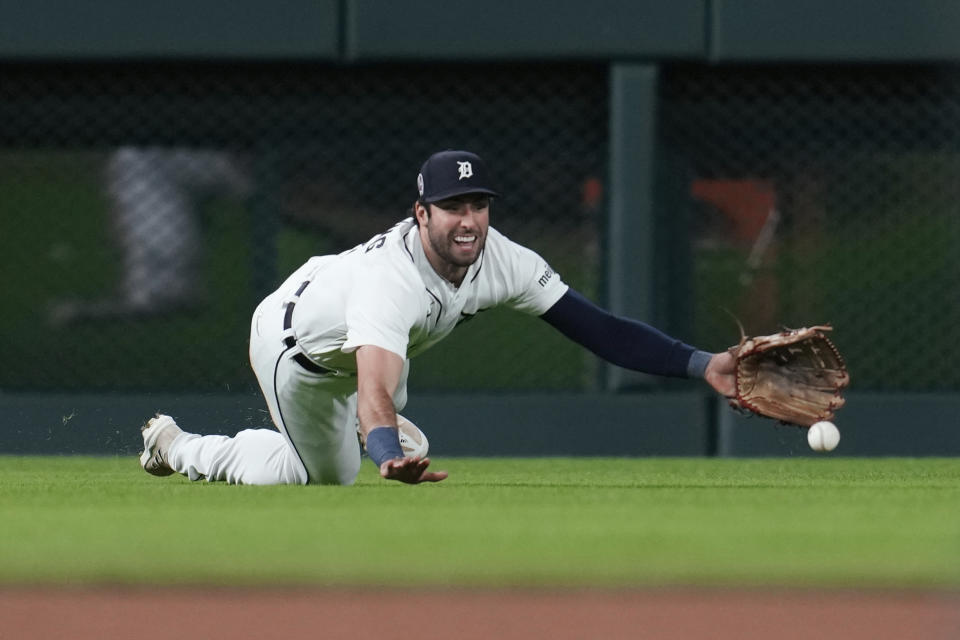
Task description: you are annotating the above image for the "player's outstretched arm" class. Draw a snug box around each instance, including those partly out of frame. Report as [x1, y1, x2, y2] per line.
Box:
[541, 289, 714, 379]
[541, 289, 738, 400]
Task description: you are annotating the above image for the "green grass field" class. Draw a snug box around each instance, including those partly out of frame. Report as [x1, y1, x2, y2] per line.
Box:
[1, 456, 957, 589]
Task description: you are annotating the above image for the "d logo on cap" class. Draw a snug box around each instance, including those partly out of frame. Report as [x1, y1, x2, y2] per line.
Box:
[416, 150, 500, 204]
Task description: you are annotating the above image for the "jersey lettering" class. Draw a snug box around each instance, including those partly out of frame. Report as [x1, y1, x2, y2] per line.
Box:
[364, 234, 387, 253]
[538, 266, 555, 287]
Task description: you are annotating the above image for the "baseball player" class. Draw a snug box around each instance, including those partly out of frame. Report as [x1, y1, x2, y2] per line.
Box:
[140, 150, 736, 485]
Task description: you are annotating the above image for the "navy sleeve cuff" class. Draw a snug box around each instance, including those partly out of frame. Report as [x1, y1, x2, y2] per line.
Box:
[365, 426, 404, 466]
[685, 350, 713, 379]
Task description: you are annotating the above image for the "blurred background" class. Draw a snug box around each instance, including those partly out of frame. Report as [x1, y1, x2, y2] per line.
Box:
[2, 0, 958, 456]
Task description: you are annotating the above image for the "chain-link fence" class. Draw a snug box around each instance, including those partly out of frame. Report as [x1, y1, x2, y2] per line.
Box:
[0, 62, 607, 393]
[4, 62, 959, 395]
[659, 65, 960, 392]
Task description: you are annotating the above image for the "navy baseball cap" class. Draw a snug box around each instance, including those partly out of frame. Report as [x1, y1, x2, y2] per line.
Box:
[416, 150, 500, 204]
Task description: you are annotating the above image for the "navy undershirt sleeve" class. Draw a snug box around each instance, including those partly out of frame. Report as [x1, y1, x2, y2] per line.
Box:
[540, 288, 705, 378]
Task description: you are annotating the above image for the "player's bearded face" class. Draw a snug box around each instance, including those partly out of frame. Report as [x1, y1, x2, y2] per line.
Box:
[423, 196, 489, 268]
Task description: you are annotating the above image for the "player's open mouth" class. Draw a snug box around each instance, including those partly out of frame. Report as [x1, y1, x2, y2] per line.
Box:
[454, 235, 476, 246]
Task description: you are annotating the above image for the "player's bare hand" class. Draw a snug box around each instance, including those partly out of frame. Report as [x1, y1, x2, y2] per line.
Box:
[705, 351, 737, 398]
[380, 456, 448, 484]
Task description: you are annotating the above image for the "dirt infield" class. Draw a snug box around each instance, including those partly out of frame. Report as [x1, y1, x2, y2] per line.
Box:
[2, 587, 957, 640]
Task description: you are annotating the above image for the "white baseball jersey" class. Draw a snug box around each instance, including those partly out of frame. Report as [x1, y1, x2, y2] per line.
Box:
[283, 217, 569, 373]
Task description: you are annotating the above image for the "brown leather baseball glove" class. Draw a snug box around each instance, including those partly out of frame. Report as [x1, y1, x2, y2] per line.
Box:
[729, 325, 850, 427]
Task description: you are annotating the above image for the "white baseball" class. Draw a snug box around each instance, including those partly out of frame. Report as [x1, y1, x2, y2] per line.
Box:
[807, 420, 841, 452]
[396, 415, 429, 458]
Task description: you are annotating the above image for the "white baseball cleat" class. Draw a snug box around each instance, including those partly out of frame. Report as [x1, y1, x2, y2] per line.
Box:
[139, 414, 183, 476]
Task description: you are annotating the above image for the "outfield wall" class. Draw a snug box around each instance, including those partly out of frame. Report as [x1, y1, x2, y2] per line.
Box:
[3, 392, 958, 457]
[2, 0, 958, 62]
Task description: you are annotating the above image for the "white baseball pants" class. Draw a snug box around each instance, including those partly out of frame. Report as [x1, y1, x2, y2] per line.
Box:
[167, 267, 409, 485]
